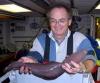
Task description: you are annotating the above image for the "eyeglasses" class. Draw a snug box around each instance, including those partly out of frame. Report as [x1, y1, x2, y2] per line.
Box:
[49, 18, 70, 25]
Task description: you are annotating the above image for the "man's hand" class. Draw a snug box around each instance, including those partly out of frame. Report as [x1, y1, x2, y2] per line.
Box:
[18, 56, 38, 63]
[62, 61, 81, 74]
[18, 56, 38, 74]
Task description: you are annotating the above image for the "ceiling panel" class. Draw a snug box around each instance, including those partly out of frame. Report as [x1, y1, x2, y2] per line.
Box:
[9, 0, 46, 14]
[0, 0, 100, 21]
[74, 0, 99, 14]
[45, 0, 100, 14]
[0, 0, 12, 5]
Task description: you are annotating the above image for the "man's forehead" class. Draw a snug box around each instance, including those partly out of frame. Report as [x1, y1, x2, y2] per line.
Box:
[49, 7, 69, 17]
[50, 17, 68, 20]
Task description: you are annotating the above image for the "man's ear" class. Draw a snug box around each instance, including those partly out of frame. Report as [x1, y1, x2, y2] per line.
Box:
[68, 19, 72, 26]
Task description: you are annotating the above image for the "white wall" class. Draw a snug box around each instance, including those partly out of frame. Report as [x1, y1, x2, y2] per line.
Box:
[1, 16, 48, 50]
[75, 14, 95, 37]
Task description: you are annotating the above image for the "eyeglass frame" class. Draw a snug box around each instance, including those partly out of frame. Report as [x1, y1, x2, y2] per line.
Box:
[49, 17, 71, 25]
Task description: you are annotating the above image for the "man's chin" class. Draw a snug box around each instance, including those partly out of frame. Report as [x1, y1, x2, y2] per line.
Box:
[55, 32, 63, 36]
[54, 33, 64, 38]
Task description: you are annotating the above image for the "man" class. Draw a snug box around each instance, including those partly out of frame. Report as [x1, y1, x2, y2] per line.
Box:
[9, 3, 96, 83]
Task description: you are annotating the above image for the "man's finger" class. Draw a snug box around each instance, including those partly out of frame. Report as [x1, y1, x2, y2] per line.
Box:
[19, 66, 25, 74]
[24, 66, 30, 74]
[70, 61, 80, 68]
[62, 63, 74, 73]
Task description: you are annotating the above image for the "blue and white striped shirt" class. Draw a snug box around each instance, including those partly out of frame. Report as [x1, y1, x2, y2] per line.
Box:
[30, 29, 96, 63]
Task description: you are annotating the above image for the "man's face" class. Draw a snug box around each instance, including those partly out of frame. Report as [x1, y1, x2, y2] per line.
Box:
[49, 8, 72, 37]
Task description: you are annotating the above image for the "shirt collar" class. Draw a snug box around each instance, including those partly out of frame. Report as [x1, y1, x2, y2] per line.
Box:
[49, 29, 71, 42]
